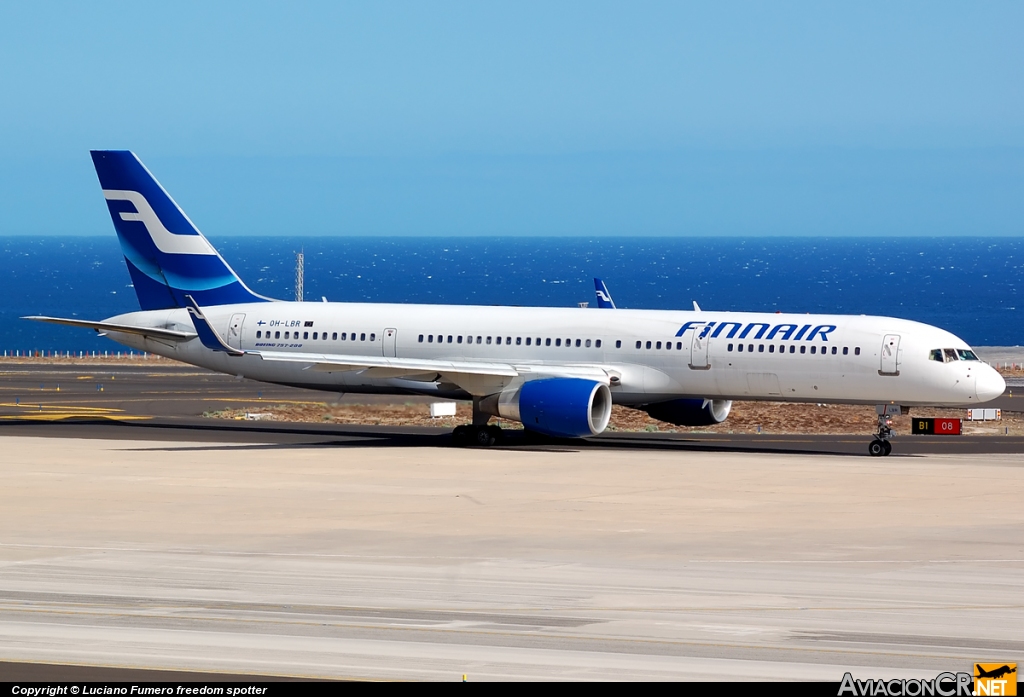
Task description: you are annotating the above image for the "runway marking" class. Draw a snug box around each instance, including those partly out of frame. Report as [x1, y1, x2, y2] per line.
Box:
[0, 403, 150, 421]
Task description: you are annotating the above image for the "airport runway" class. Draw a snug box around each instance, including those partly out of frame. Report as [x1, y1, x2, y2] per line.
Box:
[2, 361, 1024, 456]
[1, 362, 1023, 681]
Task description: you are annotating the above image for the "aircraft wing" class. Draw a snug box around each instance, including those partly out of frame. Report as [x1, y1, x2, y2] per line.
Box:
[22, 316, 197, 341]
[256, 350, 519, 380]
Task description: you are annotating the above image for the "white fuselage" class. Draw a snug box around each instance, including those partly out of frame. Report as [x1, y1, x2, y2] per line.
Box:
[100, 301, 1004, 408]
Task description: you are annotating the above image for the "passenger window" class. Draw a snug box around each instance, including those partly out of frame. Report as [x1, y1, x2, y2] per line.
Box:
[361, 333, 366, 341]
[274, 331, 280, 339]
[332, 332, 338, 340]
[810, 346, 816, 354]
[596, 339, 602, 348]
[516, 337, 522, 345]
[457, 336, 463, 344]
[506, 337, 511, 345]
[285, 331, 290, 339]
[585, 339, 591, 348]
[831, 346, 837, 355]
[768, 345, 774, 353]
[418, 335, 424, 342]
[546, 338, 552, 346]
[428, 335, 433, 343]
[446, 336, 452, 343]
[476, 336, 482, 344]
[800, 346, 806, 354]
[565, 338, 571, 347]
[789, 346, 795, 354]
[666, 342, 671, 351]
[656, 341, 662, 349]
[555, 338, 561, 347]
[525, 337, 530, 346]
[748, 344, 753, 352]
[646, 341, 652, 349]
[728, 343, 734, 352]
[635, 341, 641, 349]
[312, 332, 317, 340]
[738, 344, 743, 352]
[855, 347, 861, 355]
[487, 337, 492, 345]
[256, 331, 261, 338]
[303, 332, 309, 339]
[535, 337, 541, 345]
[758, 344, 764, 353]
[576, 339, 581, 347]
[370, 333, 375, 341]
[842, 347, 848, 355]
[616, 340, 622, 348]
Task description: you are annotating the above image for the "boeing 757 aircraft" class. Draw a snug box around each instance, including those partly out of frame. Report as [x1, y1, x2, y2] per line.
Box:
[26, 151, 1005, 455]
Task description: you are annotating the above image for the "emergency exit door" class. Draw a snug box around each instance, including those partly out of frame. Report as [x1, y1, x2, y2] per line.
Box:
[880, 334, 900, 376]
[227, 313, 245, 350]
[383, 328, 397, 357]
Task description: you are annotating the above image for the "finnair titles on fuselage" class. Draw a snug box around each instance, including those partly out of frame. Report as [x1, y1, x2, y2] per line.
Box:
[27, 151, 1005, 455]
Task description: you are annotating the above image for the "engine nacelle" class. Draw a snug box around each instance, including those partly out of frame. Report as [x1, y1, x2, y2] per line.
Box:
[479, 378, 612, 438]
[641, 398, 732, 426]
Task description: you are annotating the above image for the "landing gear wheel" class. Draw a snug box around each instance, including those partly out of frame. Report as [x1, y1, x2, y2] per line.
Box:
[882, 440, 892, 456]
[452, 425, 471, 445]
[869, 439, 887, 457]
[474, 427, 496, 447]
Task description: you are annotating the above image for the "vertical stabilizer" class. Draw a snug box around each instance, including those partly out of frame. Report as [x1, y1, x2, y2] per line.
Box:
[90, 150, 270, 310]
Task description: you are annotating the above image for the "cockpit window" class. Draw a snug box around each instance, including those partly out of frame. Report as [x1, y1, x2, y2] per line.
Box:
[934, 348, 980, 362]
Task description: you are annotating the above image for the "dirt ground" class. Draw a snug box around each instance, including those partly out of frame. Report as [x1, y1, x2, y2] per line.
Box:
[206, 399, 1024, 436]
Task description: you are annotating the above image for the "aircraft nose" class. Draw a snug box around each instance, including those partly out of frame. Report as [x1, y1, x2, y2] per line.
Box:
[976, 365, 1006, 403]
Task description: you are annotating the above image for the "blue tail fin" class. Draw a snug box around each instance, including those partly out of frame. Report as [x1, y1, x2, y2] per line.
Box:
[594, 278, 616, 309]
[90, 150, 269, 310]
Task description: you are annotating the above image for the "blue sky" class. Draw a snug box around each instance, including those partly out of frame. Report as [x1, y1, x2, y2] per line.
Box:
[0, 2, 1021, 236]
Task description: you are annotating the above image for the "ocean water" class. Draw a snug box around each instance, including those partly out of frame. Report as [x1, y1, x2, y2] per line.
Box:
[1, 236, 1021, 352]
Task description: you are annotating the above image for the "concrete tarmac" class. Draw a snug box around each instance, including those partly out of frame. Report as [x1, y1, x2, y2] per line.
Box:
[0, 434, 1022, 681]
[2, 362, 1023, 680]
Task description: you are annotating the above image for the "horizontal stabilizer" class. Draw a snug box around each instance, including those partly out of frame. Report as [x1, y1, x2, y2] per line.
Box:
[184, 296, 244, 355]
[22, 316, 196, 341]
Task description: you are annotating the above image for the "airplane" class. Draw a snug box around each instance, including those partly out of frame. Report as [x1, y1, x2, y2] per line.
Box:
[594, 278, 616, 308]
[25, 151, 1006, 455]
[595, 278, 702, 312]
[975, 665, 1016, 680]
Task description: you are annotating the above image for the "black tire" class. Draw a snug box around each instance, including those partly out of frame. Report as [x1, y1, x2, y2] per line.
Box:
[882, 440, 892, 456]
[474, 427, 495, 447]
[868, 439, 886, 457]
[487, 425, 503, 444]
[452, 425, 470, 446]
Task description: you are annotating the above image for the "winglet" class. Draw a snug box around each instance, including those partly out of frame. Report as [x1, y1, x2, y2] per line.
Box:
[185, 295, 244, 355]
[594, 278, 616, 309]
[693, 300, 701, 312]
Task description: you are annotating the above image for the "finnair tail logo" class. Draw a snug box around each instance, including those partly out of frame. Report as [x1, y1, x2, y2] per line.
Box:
[103, 190, 216, 256]
[596, 290, 611, 302]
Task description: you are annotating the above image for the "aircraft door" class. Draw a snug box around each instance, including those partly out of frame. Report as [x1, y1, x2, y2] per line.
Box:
[383, 328, 397, 357]
[880, 334, 900, 375]
[227, 313, 245, 350]
[689, 326, 711, 370]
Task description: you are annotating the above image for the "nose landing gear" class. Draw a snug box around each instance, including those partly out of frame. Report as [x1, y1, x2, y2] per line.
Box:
[869, 409, 895, 456]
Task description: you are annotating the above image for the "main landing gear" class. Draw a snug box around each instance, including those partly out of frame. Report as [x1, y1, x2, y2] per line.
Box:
[452, 424, 504, 447]
[869, 409, 894, 457]
[451, 397, 503, 447]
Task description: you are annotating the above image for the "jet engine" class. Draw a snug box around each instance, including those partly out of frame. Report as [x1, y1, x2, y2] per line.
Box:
[640, 398, 732, 426]
[479, 377, 612, 438]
